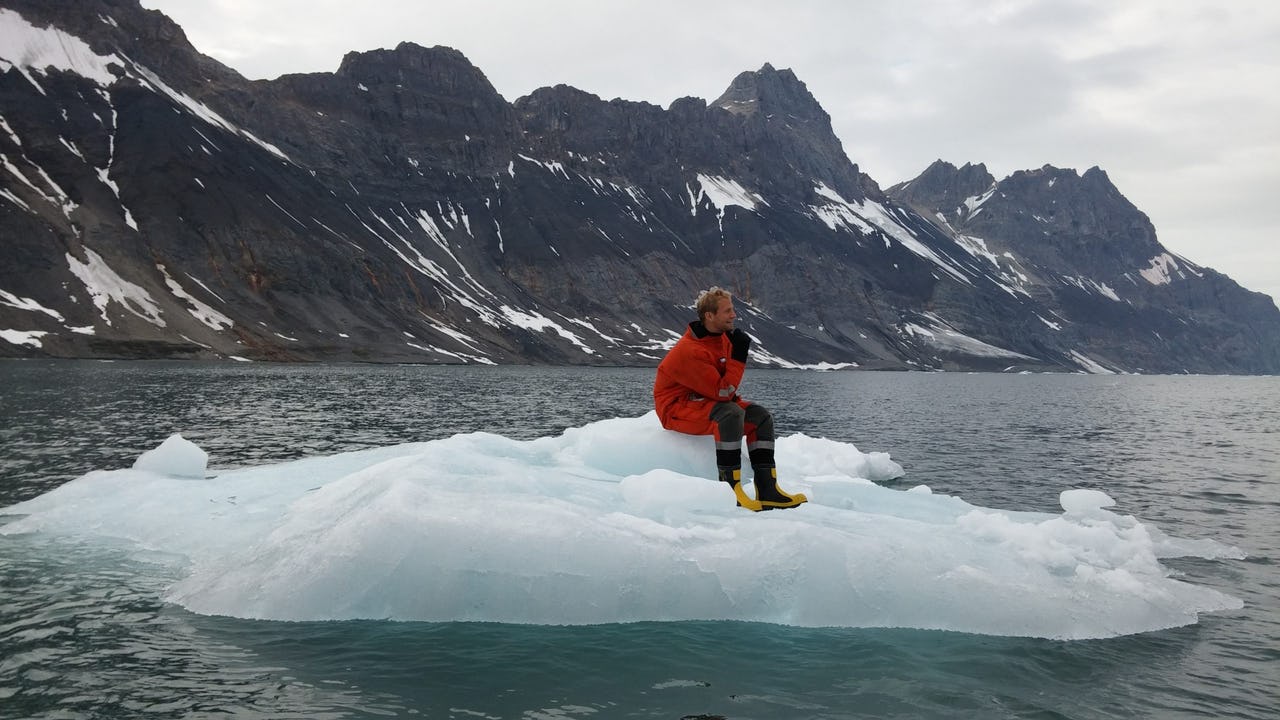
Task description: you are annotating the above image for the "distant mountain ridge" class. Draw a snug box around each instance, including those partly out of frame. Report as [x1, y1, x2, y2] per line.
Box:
[2, 0, 1278, 373]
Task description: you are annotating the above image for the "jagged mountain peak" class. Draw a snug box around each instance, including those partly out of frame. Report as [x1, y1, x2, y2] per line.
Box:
[999, 166, 1157, 262]
[1017, 164, 1081, 180]
[901, 159, 994, 189]
[1001, 164, 1128, 205]
[703, 63, 875, 200]
[517, 84, 665, 115]
[888, 160, 996, 218]
[519, 83, 604, 104]
[895, 161, 1129, 216]
[667, 95, 708, 114]
[513, 83, 673, 161]
[513, 84, 669, 140]
[1080, 165, 1118, 192]
[1011, 164, 1110, 186]
[712, 63, 828, 122]
[338, 42, 469, 72]
[889, 158, 1171, 299]
[949, 160, 992, 180]
[332, 42, 502, 97]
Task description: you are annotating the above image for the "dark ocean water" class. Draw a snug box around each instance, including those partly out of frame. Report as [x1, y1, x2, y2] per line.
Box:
[1, 360, 1277, 719]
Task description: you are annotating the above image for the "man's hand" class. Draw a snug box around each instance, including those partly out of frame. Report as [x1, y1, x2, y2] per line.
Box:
[729, 328, 751, 362]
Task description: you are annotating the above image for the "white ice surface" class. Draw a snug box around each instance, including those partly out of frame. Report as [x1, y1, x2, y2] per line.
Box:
[0, 414, 1242, 639]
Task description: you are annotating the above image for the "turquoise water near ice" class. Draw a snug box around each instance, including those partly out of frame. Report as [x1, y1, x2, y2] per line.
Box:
[1, 361, 1277, 719]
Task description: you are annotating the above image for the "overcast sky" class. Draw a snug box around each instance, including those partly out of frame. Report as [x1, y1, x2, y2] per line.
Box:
[140, 0, 1280, 304]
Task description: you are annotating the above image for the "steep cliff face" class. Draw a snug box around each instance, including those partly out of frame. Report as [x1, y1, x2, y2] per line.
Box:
[2, 0, 1277, 373]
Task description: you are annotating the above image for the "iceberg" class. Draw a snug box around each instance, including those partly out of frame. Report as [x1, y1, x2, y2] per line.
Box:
[0, 414, 1243, 639]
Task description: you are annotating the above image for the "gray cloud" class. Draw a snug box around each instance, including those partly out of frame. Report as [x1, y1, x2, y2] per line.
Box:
[141, 0, 1280, 303]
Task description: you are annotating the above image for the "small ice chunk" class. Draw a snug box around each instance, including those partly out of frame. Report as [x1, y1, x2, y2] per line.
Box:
[132, 434, 208, 478]
[1060, 488, 1115, 516]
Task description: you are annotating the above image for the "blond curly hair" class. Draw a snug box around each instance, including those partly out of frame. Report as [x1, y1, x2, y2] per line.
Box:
[695, 286, 733, 319]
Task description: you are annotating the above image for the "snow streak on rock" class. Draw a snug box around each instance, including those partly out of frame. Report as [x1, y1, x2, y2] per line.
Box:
[811, 183, 972, 284]
[66, 247, 164, 328]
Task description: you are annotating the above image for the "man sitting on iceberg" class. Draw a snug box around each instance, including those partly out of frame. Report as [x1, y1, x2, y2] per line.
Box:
[653, 286, 807, 511]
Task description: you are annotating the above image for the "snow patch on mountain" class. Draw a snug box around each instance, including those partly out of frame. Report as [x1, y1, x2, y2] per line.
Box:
[516, 154, 570, 179]
[500, 307, 594, 354]
[1063, 276, 1121, 302]
[1070, 350, 1117, 375]
[422, 319, 482, 350]
[1, 143, 78, 220]
[0, 9, 122, 91]
[962, 186, 997, 216]
[952, 235, 1034, 297]
[157, 264, 233, 331]
[1037, 313, 1063, 331]
[0, 186, 29, 211]
[0, 114, 21, 147]
[1139, 253, 1184, 286]
[902, 313, 1034, 360]
[128, 60, 290, 163]
[1, 289, 65, 322]
[0, 328, 48, 347]
[694, 174, 764, 214]
[66, 247, 164, 328]
[811, 183, 972, 285]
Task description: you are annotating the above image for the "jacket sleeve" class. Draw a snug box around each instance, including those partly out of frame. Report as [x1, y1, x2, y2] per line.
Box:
[662, 340, 745, 402]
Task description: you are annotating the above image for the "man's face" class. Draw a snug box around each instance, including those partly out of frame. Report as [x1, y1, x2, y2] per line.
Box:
[704, 298, 736, 334]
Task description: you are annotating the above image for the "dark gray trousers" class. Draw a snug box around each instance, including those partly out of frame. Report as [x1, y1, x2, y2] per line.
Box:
[709, 402, 776, 468]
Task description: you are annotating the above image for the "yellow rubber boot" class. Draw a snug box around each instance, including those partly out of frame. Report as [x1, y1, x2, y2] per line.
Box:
[753, 466, 807, 509]
[719, 467, 763, 512]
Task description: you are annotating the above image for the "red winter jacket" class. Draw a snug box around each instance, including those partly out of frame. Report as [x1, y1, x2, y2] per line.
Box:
[653, 321, 749, 438]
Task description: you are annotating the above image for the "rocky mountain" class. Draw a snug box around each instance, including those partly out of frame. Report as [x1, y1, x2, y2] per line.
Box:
[888, 161, 1280, 373]
[2, 0, 1278, 373]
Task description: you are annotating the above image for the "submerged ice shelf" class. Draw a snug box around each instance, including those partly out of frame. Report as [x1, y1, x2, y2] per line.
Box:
[0, 414, 1243, 639]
